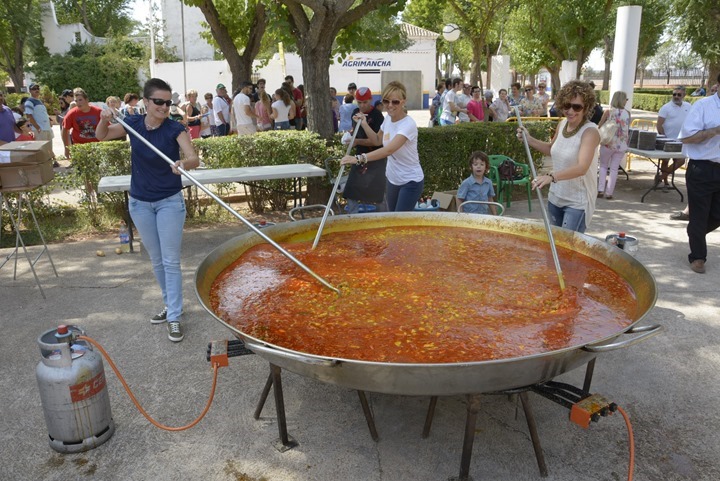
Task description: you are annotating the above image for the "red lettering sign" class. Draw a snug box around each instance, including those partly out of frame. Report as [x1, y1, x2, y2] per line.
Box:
[69, 371, 106, 403]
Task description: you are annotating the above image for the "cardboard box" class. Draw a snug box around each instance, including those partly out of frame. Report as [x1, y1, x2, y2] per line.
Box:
[0, 159, 55, 191]
[0, 141, 53, 164]
[431, 190, 458, 211]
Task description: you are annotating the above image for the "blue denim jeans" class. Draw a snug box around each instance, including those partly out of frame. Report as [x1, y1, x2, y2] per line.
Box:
[440, 119, 455, 126]
[547, 201, 586, 233]
[275, 121, 291, 130]
[129, 191, 186, 321]
[386, 180, 424, 212]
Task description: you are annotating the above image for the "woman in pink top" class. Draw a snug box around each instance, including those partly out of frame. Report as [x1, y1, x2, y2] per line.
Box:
[467, 86, 485, 121]
[254, 90, 273, 131]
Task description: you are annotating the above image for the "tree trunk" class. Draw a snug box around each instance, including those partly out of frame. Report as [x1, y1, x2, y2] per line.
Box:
[485, 47, 492, 92]
[5, 34, 25, 91]
[435, 51, 442, 83]
[602, 35, 612, 90]
[195, 0, 259, 93]
[547, 67, 560, 95]
[639, 65, 645, 88]
[300, 43, 334, 140]
[471, 38, 483, 86]
[709, 63, 720, 90]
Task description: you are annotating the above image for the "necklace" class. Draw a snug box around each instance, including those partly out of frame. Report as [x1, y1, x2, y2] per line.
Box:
[145, 118, 163, 131]
[562, 119, 587, 138]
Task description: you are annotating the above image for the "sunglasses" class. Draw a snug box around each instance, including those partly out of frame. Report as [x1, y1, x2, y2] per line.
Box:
[562, 103, 584, 112]
[382, 98, 402, 106]
[30, 88, 40, 91]
[147, 97, 173, 107]
[525, 88, 533, 92]
[672, 93, 683, 97]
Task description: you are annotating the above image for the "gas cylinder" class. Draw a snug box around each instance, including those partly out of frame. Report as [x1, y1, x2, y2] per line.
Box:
[35, 325, 115, 453]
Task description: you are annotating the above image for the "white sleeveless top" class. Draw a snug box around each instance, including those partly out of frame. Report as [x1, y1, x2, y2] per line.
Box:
[548, 119, 599, 225]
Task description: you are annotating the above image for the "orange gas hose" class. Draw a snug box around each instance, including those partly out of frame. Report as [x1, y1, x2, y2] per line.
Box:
[78, 335, 219, 432]
[617, 406, 635, 481]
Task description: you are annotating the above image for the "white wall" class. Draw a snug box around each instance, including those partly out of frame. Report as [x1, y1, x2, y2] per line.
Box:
[40, 2, 106, 55]
[161, 0, 215, 61]
[154, 47, 438, 106]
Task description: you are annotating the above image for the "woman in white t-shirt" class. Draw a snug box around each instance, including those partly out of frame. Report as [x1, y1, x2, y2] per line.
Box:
[271, 89, 294, 130]
[341, 81, 424, 211]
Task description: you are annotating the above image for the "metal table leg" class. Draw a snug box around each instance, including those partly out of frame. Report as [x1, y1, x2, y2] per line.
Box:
[449, 394, 481, 481]
[1, 192, 58, 299]
[270, 364, 298, 452]
[124, 191, 135, 252]
[519, 392, 549, 477]
[422, 396, 438, 438]
[357, 391, 379, 441]
[253, 371, 274, 420]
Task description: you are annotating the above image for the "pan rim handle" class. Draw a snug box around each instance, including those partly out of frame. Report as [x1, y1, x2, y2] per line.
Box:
[582, 324, 662, 353]
[246, 341, 340, 367]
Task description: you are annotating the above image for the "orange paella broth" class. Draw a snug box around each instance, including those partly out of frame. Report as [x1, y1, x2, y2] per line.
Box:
[210, 226, 638, 363]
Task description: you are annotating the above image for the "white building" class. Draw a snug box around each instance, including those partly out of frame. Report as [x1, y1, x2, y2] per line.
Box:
[154, 19, 440, 109]
[40, 1, 106, 55]
[39, 0, 440, 108]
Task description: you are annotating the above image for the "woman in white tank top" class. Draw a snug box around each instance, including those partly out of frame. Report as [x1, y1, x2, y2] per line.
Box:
[516, 80, 600, 233]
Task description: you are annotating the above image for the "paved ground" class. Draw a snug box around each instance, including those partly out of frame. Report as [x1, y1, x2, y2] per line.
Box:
[6, 111, 720, 481]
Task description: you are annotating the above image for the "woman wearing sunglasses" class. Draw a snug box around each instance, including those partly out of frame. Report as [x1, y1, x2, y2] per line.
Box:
[96, 78, 200, 343]
[519, 80, 600, 233]
[340, 81, 423, 211]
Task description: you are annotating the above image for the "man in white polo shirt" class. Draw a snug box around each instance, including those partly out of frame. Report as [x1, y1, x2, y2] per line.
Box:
[232, 81, 257, 136]
[679, 73, 720, 274]
[212, 83, 231, 136]
[657, 86, 691, 188]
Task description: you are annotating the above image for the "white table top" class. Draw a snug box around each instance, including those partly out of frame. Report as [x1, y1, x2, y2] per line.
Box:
[98, 164, 327, 193]
[627, 148, 686, 160]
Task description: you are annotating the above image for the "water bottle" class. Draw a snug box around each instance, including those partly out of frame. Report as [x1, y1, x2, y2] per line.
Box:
[119, 221, 130, 253]
[617, 232, 626, 250]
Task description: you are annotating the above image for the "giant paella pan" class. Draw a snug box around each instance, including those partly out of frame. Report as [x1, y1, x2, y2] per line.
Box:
[195, 213, 659, 396]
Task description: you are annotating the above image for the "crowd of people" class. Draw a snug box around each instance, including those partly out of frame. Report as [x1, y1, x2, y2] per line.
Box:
[1, 72, 718, 341]
[429, 78, 554, 127]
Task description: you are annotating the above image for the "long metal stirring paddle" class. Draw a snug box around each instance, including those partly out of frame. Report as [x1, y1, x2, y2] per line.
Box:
[311, 119, 363, 250]
[109, 108, 340, 295]
[514, 107, 566, 291]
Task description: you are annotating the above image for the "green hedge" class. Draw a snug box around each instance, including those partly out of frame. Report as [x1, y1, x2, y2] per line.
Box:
[417, 121, 556, 192]
[194, 131, 338, 212]
[596, 90, 702, 112]
[68, 141, 132, 225]
[62, 122, 558, 221]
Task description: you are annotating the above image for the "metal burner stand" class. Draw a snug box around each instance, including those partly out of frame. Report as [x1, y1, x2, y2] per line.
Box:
[216, 341, 602, 481]
[424, 359, 599, 481]
[0, 190, 58, 298]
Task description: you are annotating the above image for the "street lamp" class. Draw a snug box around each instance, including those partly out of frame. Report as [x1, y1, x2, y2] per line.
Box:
[442, 23, 460, 79]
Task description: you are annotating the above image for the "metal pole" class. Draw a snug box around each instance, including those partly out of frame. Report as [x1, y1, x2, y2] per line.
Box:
[148, 0, 156, 78]
[180, 1, 187, 95]
[311, 119, 363, 250]
[109, 108, 340, 295]
[514, 107, 565, 291]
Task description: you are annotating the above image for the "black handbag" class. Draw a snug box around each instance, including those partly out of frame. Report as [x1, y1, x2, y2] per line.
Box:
[342, 158, 387, 203]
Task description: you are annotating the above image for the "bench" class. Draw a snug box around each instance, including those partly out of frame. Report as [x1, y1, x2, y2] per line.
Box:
[98, 164, 327, 251]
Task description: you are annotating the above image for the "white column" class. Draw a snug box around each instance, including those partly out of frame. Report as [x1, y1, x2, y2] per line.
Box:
[560, 61, 577, 86]
[490, 55, 511, 93]
[610, 6, 642, 107]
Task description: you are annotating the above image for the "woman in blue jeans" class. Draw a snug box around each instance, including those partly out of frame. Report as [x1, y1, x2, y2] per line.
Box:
[96, 78, 200, 342]
[341, 81, 424, 211]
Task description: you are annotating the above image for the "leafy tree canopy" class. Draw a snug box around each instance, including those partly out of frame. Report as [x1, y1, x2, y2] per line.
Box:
[29, 38, 144, 100]
[673, 0, 720, 80]
[53, 0, 135, 37]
